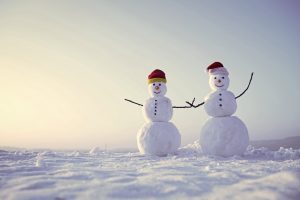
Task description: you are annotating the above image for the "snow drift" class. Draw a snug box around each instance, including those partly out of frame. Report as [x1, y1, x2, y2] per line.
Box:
[0, 143, 300, 200]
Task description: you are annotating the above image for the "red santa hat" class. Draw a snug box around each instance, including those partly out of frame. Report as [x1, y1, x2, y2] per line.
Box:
[148, 69, 167, 84]
[206, 62, 229, 75]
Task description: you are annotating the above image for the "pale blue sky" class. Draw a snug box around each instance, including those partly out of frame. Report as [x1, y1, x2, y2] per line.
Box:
[0, 0, 299, 149]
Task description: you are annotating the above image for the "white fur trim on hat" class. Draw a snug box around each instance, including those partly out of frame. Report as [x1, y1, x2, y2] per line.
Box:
[208, 67, 229, 75]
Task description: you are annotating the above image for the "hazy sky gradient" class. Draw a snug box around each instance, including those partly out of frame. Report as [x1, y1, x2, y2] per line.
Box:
[0, 0, 300, 149]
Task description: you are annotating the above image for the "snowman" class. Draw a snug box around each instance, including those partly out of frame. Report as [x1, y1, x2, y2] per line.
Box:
[187, 62, 253, 157]
[125, 69, 192, 156]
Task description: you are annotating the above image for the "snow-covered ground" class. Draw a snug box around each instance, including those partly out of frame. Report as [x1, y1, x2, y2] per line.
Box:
[1, 142, 300, 200]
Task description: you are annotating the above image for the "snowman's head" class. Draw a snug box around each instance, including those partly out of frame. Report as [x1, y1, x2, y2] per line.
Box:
[147, 69, 167, 97]
[209, 74, 230, 91]
[207, 62, 230, 91]
[148, 82, 167, 97]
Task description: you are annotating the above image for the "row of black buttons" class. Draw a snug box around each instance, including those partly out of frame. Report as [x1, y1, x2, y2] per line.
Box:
[219, 93, 222, 107]
[154, 100, 157, 115]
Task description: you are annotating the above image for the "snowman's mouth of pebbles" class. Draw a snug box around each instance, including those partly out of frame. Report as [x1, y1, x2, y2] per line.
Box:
[215, 84, 224, 87]
[154, 91, 161, 94]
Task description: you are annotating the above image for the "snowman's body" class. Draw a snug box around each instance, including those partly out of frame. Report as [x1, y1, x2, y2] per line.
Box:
[137, 121, 180, 156]
[204, 90, 237, 117]
[136, 73, 181, 156]
[200, 116, 249, 157]
[143, 96, 173, 122]
[200, 64, 249, 157]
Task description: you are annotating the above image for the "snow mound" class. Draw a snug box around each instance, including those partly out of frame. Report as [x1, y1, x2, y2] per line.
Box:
[179, 141, 300, 161]
[244, 146, 300, 160]
[0, 146, 300, 200]
[178, 140, 203, 156]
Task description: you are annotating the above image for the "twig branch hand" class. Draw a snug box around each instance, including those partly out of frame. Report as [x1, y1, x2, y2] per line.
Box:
[186, 98, 205, 108]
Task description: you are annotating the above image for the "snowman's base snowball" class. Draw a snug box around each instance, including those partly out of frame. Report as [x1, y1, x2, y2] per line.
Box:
[200, 116, 249, 157]
[137, 122, 181, 156]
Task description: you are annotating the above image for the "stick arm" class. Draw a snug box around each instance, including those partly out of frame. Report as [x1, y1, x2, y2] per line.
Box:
[124, 99, 143, 107]
[172, 105, 193, 108]
[235, 72, 254, 99]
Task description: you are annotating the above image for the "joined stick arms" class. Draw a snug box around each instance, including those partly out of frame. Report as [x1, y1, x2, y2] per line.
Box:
[186, 98, 204, 108]
[186, 72, 254, 108]
[124, 98, 193, 109]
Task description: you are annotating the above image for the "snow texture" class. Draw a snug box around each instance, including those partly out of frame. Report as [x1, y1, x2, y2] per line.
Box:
[209, 74, 230, 91]
[1, 144, 300, 200]
[200, 116, 249, 157]
[137, 122, 181, 156]
[148, 82, 167, 98]
[204, 90, 237, 117]
[143, 96, 173, 122]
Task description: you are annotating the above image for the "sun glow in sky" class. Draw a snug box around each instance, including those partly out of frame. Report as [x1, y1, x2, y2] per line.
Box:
[0, 0, 300, 149]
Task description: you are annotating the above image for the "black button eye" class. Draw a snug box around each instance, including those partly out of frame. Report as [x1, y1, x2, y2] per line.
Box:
[153, 83, 155, 86]
[159, 83, 161, 86]
[222, 77, 225, 79]
[214, 77, 217, 79]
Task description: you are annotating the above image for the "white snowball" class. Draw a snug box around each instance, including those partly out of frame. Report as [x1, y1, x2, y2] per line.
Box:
[143, 97, 173, 122]
[204, 90, 237, 117]
[209, 74, 230, 91]
[200, 116, 249, 157]
[148, 82, 167, 97]
[137, 122, 181, 156]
